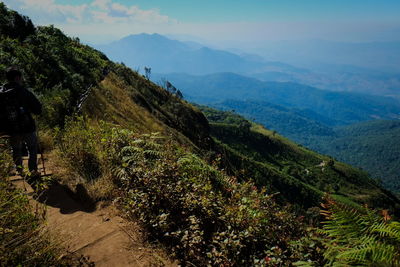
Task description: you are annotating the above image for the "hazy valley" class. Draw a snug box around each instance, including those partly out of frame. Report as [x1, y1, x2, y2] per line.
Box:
[2, 2, 400, 266]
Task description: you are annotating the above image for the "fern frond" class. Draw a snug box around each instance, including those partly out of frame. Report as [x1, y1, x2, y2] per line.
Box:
[370, 221, 400, 243]
[320, 196, 400, 266]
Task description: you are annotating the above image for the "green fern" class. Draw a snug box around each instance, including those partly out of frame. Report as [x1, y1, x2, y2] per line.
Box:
[320, 197, 400, 266]
[112, 133, 163, 184]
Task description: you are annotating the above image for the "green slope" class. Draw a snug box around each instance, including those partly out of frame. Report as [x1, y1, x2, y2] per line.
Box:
[201, 98, 400, 195]
[312, 120, 400, 193]
[2, 4, 400, 265]
[0, 3, 209, 150]
[200, 106, 400, 211]
[1, 2, 399, 212]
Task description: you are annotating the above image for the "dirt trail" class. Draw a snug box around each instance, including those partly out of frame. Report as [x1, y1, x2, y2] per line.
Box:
[10, 156, 177, 267]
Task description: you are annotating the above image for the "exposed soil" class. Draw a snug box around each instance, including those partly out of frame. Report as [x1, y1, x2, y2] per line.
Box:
[10, 156, 178, 267]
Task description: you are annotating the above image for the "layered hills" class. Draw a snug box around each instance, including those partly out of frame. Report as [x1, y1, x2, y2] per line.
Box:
[97, 34, 400, 98]
[154, 72, 400, 193]
[153, 72, 400, 125]
[0, 0, 398, 215]
[95, 33, 265, 75]
[1, 3, 400, 265]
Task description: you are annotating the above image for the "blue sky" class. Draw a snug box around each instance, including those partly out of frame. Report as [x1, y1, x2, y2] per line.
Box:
[52, 0, 400, 22]
[3, 0, 400, 45]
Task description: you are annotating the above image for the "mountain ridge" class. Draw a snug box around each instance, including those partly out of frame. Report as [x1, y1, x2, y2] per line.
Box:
[2, 4, 400, 265]
[97, 33, 400, 98]
[153, 72, 400, 125]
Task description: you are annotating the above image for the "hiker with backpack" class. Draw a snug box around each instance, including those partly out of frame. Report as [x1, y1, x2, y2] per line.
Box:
[0, 68, 42, 187]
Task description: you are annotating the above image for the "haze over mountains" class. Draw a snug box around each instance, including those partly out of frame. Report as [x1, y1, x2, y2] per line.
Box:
[152, 72, 400, 125]
[95, 33, 400, 193]
[95, 33, 266, 75]
[96, 33, 400, 98]
[3, 2, 400, 265]
[253, 40, 400, 73]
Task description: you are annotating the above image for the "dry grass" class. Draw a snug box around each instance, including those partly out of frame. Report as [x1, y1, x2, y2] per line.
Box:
[85, 172, 116, 201]
[83, 73, 165, 134]
[48, 149, 116, 202]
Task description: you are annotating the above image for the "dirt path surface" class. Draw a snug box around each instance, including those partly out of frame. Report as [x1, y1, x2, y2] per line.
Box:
[10, 157, 177, 267]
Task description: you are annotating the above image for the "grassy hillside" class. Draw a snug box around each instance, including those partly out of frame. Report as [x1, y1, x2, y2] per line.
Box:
[82, 66, 210, 149]
[2, 4, 400, 265]
[208, 99, 400, 194]
[197, 98, 400, 195]
[1, 0, 398, 209]
[200, 106, 400, 212]
[0, 2, 209, 150]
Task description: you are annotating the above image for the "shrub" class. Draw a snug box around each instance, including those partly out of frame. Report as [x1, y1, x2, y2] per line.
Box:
[59, 118, 307, 266]
[116, 140, 306, 266]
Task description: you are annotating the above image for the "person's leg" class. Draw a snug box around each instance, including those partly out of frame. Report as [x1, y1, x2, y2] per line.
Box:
[25, 132, 38, 173]
[24, 132, 41, 191]
[9, 134, 24, 175]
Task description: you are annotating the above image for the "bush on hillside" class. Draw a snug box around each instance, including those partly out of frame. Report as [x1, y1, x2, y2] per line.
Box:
[0, 3, 109, 128]
[59, 118, 307, 266]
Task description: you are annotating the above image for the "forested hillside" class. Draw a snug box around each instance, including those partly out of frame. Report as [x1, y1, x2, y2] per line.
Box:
[157, 72, 400, 193]
[312, 120, 400, 193]
[1, 4, 400, 266]
[153, 72, 400, 125]
[199, 106, 400, 210]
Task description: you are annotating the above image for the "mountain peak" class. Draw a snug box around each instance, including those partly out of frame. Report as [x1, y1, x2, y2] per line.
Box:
[120, 33, 169, 42]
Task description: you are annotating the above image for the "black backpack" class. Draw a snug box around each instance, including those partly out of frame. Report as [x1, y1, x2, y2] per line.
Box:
[0, 86, 31, 135]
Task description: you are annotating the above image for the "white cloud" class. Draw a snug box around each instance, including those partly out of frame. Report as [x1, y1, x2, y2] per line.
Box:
[91, 0, 111, 10]
[4, 0, 88, 24]
[3, 0, 399, 45]
[2, 0, 174, 25]
[1, 0, 178, 43]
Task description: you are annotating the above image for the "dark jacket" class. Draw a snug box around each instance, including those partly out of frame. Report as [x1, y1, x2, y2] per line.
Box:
[0, 82, 42, 134]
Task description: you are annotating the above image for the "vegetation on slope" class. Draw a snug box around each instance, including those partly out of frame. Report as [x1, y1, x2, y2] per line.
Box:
[2, 4, 400, 266]
[0, 139, 72, 266]
[0, 2, 209, 150]
[200, 106, 400, 213]
[58, 117, 400, 267]
[318, 197, 400, 266]
[312, 120, 400, 193]
[83, 64, 210, 148]
[204, 99, 400, 194]
[58, 118, 308, 266]
[0, 2, 109, 128]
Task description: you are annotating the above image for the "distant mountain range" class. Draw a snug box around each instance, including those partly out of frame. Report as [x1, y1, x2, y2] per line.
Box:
[96, 34, 400, 98]
[152, 72, 400, 126]
[96, 33, 400, 193]
[253, 40, 400, 73]
[95, 33, 266, 75]
[152, 72, 400, 193]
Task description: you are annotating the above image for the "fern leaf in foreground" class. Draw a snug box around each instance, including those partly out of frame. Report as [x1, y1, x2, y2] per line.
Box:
[320, 196, 400, 266]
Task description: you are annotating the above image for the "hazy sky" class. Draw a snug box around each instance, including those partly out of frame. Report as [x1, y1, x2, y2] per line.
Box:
[3, 0, 400, 45]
